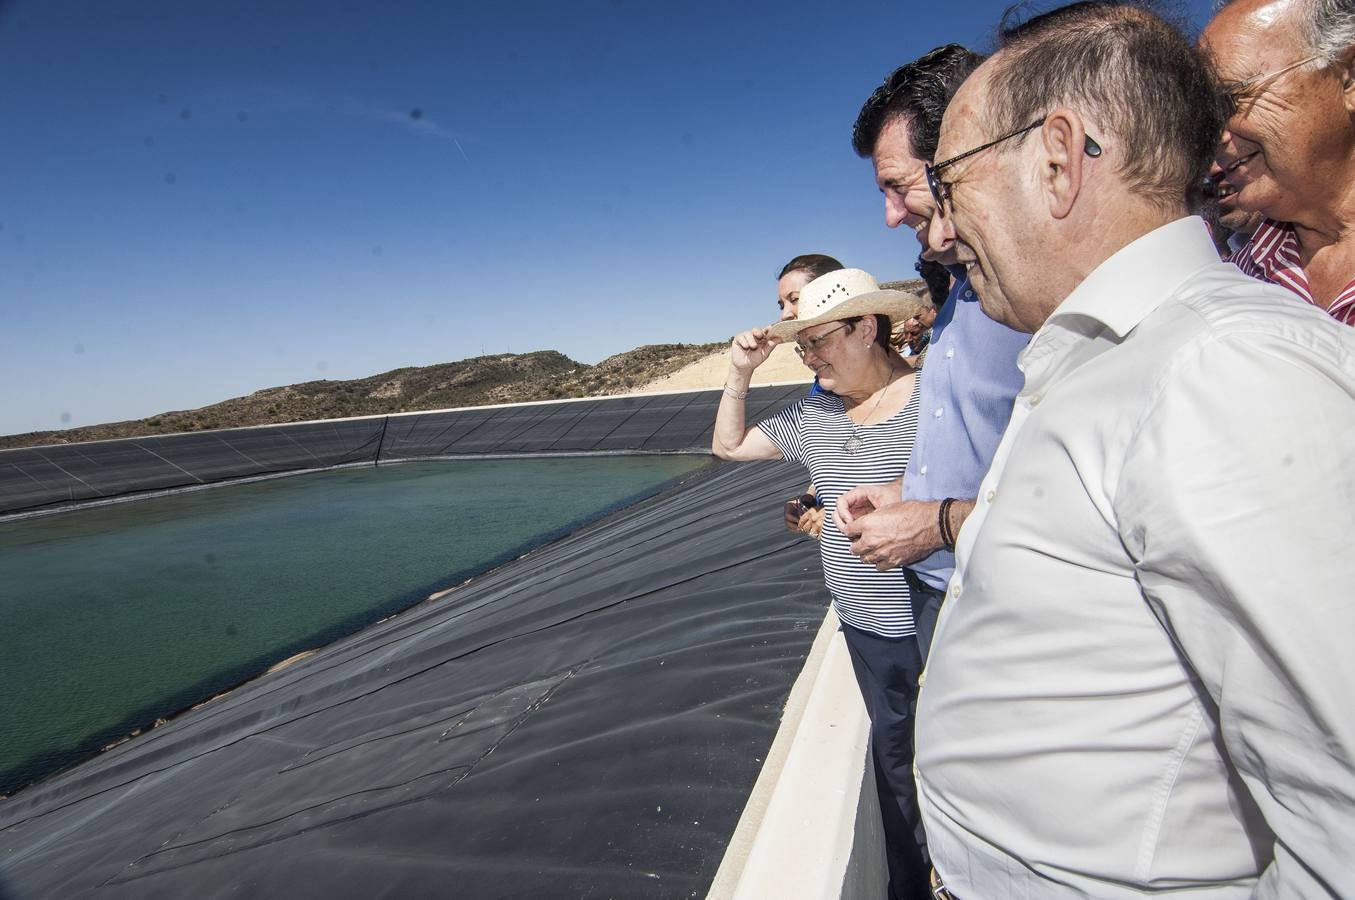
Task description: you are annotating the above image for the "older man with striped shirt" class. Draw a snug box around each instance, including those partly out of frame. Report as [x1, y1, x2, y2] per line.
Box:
[1203, 0, 1355, 326]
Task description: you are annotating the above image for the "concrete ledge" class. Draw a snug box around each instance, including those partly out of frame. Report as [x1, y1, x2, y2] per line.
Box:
[708, 607, 885, 899]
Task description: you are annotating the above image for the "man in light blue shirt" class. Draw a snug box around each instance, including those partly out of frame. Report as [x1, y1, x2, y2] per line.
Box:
[899, 273, 1027, 593]
[838, 47, 1029, 657]
[821, 46, 1029, 900]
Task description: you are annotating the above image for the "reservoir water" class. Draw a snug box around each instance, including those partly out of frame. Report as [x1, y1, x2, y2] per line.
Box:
[0, 454, 710, 795]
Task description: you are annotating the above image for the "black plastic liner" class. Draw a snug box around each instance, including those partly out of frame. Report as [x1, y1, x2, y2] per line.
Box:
[0, 387, 807, 516]
[0, 459, 826, 898]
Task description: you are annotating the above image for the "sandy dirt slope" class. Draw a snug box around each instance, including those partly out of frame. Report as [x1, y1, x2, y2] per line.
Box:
[639, 342, 812, 393]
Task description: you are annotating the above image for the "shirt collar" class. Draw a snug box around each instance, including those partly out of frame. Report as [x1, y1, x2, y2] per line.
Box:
[948, 270, 977, 303]
[1046, 216, 1218, 338]
[1245, 218, 1296, 277]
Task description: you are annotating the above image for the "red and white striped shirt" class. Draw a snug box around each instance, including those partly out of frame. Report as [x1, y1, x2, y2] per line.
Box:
[1230, 218, 1355, 326]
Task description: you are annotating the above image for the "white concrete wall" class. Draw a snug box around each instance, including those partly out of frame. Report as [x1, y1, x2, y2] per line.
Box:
[707, 608, 887, 899]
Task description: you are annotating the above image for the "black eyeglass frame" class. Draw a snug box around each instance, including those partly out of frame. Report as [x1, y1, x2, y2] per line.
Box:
[925, 119, 1103, 216]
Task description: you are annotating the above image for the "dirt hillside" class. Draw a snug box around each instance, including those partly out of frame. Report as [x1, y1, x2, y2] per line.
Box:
[638, 342, 811, 393]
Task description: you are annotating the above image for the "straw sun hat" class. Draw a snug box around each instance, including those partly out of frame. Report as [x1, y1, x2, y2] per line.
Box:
[765, 269, 931, 342]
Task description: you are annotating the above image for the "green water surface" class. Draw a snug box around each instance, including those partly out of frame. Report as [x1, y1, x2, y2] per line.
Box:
[0, 455, 710, 794]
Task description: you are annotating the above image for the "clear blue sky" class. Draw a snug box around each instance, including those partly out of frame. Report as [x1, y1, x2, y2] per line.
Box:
[0, 0, 1217, 435]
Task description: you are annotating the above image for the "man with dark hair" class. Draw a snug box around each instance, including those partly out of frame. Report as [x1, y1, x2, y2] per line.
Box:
[914, 258, 951, 309]
[1204, 0, 1355, 324]
[918, 3, 1355, 896]
[830, 45, 1030, 900]
[896, 260, 948, 358]
[837, 46, 1028, 662]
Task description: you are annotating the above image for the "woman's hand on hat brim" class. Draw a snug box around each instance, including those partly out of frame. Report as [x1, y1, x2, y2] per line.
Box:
[730, 327, 780, 375]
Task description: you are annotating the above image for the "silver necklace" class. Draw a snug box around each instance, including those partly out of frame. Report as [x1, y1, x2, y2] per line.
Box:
[843, 367, 900, 455]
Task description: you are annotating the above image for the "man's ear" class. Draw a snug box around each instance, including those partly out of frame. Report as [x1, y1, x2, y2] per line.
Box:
[1041, 108, 1087, 220]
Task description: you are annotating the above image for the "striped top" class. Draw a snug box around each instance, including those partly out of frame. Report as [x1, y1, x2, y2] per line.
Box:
[758, 379, 920, 637]
[1230, 218, 1355, 326]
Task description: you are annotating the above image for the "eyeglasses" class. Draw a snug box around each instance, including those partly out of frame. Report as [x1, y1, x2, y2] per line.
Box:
[925, 119, 1103, 216]
[794, 322, 849, 358]
[1220, 54, 1322, 118]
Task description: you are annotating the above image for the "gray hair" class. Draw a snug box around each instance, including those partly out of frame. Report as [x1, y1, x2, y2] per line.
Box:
[1220, 0, 1355, 65]
[1305, 0, 1355, 63]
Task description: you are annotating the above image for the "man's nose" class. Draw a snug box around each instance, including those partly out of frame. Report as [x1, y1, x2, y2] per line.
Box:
[927, 212, 955, 255]
[1217, 125, 1238, 155]
[1213, 127, 1243, 171]
[885, 197, 907, 229]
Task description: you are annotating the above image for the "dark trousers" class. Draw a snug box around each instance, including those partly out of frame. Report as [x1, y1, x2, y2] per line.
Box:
[903, 574, 947, 665]
[839, 621, 929, 900]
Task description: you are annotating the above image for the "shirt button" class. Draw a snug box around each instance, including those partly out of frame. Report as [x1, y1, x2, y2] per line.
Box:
[950, 583, 962, 599]
[933, 408, 944, 418]
[1027, 391, 1042, 407]
[985, 489, 996, 503]
[917, 670, 927, 688]
[964, 290, 974, 299]
[919, 465, 928, 475]
[945, 348, 955, 359]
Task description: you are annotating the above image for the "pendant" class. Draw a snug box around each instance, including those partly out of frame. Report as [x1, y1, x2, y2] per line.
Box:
[843, 433, 865, 454]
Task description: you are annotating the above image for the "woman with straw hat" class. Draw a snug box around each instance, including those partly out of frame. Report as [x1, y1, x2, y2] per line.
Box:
[712, 268, 933, 896]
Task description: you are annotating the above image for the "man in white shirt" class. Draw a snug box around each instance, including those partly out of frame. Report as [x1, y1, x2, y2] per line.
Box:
[917, 3, 1355, 897]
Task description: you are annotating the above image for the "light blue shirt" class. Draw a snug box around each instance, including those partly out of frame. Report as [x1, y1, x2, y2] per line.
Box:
[902, 272, 1028, 590]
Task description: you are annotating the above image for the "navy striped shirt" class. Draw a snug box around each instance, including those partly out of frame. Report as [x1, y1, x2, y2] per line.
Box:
[758, 380, 920, 637]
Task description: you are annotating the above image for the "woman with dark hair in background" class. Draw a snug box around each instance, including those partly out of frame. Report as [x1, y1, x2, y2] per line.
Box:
[775, 253, 844, 322]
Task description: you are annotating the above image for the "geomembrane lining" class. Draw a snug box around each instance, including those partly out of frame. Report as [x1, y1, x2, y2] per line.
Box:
[0, 387, 832, 898]
[0, 386, 807, 516]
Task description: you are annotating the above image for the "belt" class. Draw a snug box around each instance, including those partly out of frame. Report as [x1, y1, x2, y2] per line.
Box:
[930, 868, 960, 900]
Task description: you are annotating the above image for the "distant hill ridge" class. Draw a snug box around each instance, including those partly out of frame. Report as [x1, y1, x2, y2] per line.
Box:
[1, 343, 724, 450]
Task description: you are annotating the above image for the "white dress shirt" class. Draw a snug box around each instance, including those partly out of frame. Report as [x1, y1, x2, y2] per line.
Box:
[915, 217, 1355, 898]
